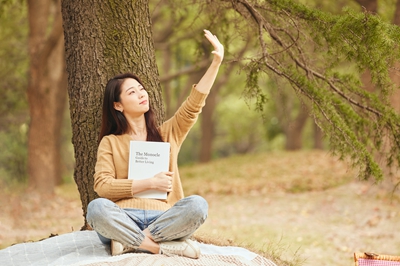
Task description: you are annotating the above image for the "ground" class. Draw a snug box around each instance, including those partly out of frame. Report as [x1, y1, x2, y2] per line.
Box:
[0, 150, 399, 265]
[196, 181, 400, 265]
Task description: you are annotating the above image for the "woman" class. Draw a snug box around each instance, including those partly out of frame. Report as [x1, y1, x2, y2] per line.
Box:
[86, 30, 224, 259]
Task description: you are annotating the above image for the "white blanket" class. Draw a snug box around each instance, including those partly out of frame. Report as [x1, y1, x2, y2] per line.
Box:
[0, 231, 277, 266]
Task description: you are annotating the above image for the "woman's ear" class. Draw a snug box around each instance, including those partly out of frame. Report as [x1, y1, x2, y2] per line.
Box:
[114, 102, 123, 112]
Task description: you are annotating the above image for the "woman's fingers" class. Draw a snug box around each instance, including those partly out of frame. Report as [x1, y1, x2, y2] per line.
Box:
[204, 29, 224, 62]
[152, 171, 174, 191]
[204, 30, 220, 46]
[162, 172, 173, 191]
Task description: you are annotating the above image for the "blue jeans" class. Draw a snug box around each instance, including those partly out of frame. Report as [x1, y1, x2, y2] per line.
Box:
[86, 195, 208, 248]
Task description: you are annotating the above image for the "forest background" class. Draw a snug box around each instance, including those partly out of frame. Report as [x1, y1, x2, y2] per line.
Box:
[1, 0, 400, 265]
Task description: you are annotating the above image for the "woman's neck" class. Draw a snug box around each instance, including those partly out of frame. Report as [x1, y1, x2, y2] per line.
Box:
[127, 116, 147, 141]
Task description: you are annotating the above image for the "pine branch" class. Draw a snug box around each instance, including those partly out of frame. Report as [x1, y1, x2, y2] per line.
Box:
[225, 0, 400, 180]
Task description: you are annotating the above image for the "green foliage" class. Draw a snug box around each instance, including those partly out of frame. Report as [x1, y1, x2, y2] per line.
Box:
[0, 0, 29, 185]
[214, 94, 267, 156]
[0, 0, 28, 116]
[0, 0, 25, 17]
[0, 124, 28, 184]
[224, 0, 400, 181]
[243, 64, 269, 112]
[297, 0, 397, 23]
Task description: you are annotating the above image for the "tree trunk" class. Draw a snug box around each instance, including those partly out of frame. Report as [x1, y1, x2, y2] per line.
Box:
[388, 63, 400, 114]
[357, 0, 378, 92]
[161, 47, 174, 118]
[285, 104, 309, 150]
[313, 122, 323, 150]
[393, 0, 400, 25]
[61, 0, 164, 227]
[391, 1, 400, 114]
[353, 0, 378, 12]
[199, 86, 217, 162]
[27, 0, 67, 193]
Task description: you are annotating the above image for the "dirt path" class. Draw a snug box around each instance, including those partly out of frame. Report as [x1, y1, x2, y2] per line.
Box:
[197, 181, 400, 265]
[0, 187, 83, 249]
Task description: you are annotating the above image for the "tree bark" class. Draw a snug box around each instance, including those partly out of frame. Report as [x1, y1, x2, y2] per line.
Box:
[391, 1, 400, 114]
[353, 0, 378, 12]
[199, 84, 217, 162]
[393, 0, 400, 25]
[61, 0, 164, 226]
[161, 47, 174, 118]
[388, 63, 400, 114]
[27, 0, 67, 193]
[285, 104, 309, 150]
[313, 122, 323, 150]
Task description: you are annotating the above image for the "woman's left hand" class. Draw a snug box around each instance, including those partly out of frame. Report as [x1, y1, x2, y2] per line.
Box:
[204, 29, 224, 64]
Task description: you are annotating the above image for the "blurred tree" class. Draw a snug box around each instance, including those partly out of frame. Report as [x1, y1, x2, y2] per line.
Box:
[283, 0, 359, 150]
[0, 1, 29, 184]
[354, 0, 378, 12]
[61, 0, 164, 226]
[222, 0, 400, 180]
[394, 0, 400, 24]
[215, 95, 267, 156]
[353, 0, 400, 178]
[197, 35, 250, 162]
[27, 0, 67, 193]
[152, 1, 254, 162]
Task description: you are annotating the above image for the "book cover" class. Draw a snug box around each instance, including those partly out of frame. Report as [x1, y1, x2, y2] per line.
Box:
[128, 141, 170, 199]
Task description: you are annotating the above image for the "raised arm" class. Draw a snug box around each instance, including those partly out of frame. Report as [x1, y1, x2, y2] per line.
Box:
[194, 29, 224, 94]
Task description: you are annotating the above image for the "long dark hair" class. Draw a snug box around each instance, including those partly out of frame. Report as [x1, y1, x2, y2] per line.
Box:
[98, 73, 163, 143]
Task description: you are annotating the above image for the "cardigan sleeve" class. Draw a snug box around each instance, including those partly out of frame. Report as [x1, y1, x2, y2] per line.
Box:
[93, 136, 133, 201]
[162, 86, 208, 146]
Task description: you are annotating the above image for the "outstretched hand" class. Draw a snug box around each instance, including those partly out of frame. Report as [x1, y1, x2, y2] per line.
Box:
[204, 29, 224, 64]
[194, 29, 224, 94]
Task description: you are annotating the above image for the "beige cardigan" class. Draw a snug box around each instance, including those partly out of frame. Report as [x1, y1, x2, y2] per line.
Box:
[93, 87, 207, 211]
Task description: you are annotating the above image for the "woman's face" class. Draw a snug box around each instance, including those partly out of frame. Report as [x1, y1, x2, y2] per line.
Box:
[114, 78, 149, 116]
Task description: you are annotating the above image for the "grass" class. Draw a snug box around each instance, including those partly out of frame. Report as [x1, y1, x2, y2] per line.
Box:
[181, 150, 354, 196]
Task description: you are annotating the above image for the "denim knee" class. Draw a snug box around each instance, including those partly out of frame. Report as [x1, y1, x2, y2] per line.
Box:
[184, 195, 208, 221]
[86, 198, 111, 225]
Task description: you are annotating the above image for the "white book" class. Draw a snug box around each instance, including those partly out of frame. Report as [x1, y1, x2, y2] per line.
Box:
[128, 141, 170, 199]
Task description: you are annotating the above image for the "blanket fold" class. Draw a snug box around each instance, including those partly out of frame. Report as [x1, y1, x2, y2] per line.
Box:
[0, 231, 277, 266]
